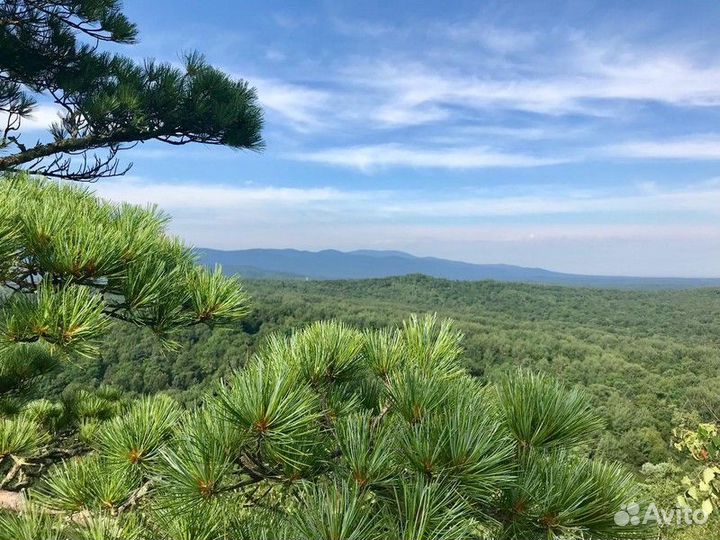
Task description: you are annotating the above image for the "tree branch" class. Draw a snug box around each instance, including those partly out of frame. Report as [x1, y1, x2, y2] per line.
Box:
[0, 133, 137, 170]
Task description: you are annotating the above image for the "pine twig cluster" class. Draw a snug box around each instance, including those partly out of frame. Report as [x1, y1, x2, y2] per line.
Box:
[0, 172, 249, 498]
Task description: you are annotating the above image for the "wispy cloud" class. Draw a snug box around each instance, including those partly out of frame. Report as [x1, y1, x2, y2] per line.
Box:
[341, 48, 720, 122]
[252, 78, 332, 132]
[439, 23, 538, 54]
[289, 143, 569, 170]
[289, 131, 720, 170]
[377, 188, 720, 217]
[244, 29, 720, 135]
[94, 177, 356, 209]
[604, 135, 720, 160]
[96, 176, 720, 220]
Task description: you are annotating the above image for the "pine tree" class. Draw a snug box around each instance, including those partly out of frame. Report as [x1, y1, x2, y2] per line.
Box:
[0, 172, 249, 493]
[0, 0, 263, 181]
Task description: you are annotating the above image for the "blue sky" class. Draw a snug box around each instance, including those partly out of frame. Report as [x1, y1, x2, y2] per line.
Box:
[32, 1, 720, 275]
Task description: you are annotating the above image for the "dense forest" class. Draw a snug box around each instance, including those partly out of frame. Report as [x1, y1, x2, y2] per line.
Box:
[45, 275, 720, 469]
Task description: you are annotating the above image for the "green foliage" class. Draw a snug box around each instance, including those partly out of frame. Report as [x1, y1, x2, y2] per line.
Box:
[335, 412, 395, 488]
[502, 451, 638, 539]
[432, 391, 515, 504]
[94, 395, 180, 474]
[1, 0, 263, 181]
[0, 173, 248, 415]
[146, 504, 229, 540]
[156, 439, 231, 510]
[216, 359, 322, 469]
[34, 455, 136, 512]
[673, 422, 720, 520]
[390, 475, 475, 540]
[496, 370, 603, 451]
[66, 513, 145, 540]
[48, 273, 720, 472]
[1, 281, 111, 358]
[0, 174, 250, 508]
[292, 320, 366, 387]
[0, 415, 48, 458]
[401, 314, 464, 378]
[1, 174, 250, 346]
[384, 368, 443, 424]
[15, 316, 640, 539]
[291, 481, 384, 540]
[363, 327, 406, 379]
[674, 422, 720, 463]
[20, 399, 64, 431]
[0, 506, 143, 540]
[66, 388, 123, 423]
[639, 461, 720, 540]
[0, 506, 62, 540]
[0, 344, 55, 395]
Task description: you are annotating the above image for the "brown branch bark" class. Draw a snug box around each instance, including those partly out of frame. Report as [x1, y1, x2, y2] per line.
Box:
[0, 460, 23, 489]
[0, 490, 25, 512]
[0, 133, 139, 170]
[117, 480, 152, 514]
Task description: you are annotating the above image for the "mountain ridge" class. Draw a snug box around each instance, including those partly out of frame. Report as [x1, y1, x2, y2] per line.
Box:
[196, 248, 720, 289]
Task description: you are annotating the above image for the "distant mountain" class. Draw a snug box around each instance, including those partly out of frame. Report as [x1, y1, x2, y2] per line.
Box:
[196, 248, 720, 289]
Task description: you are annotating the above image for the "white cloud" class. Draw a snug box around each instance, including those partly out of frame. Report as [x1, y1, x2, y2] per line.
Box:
[95, 176, 720, 220]
[252, 78, 331, 132]
[94, 177, 354, 209]
[440, 24, 538, 54]
[369, 104, 450, 127]
[580, 46, 720, 107]
[604, 135, 720, 160]
[343, 49, 720, 120]
[437, 125, 587, 141]
[290, 132, 720, 171]
[290, 143, 568, 170]
[0, 104, 63, 133]
[23, 105, 63, 130]
[377, 189, 720, 217]
[246, 31, 720, 134]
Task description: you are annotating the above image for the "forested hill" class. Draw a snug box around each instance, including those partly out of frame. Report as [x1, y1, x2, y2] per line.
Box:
[197, 247, 720, 289]
[45, 275, 720, 468]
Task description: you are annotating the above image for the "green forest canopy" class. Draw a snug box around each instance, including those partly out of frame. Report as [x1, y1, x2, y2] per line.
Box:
[45, 274, 720, 469]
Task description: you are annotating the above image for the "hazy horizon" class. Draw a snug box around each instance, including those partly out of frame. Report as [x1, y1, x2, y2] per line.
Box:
[195, 246, 720, 280]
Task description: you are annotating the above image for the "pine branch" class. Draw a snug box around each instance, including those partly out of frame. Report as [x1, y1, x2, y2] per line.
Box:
[0, 132, 139, 170]
[0, 459, 24, 489]
[117, 480, 152, 514]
